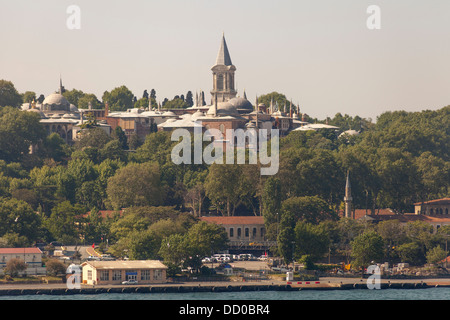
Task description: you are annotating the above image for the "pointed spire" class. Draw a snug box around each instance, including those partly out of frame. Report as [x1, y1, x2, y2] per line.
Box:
[344, 170, 353, 218]
[59, 75, 64, 94]
[215, 33, 233, 66]
[346, 170, 351, 191]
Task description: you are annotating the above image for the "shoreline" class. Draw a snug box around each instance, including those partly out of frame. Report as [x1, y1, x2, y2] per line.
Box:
[0, 278, 449, 296]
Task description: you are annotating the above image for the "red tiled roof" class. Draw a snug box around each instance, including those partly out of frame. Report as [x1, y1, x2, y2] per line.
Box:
[200, 216, 265, 225]
[0, 248, 42, 254]
[83, 210, 124, 219]
[414, 198, 450, 206]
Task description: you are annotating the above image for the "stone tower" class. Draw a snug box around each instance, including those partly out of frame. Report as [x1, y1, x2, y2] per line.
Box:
[344, 171, 353, 218]
[210, 33, 237, 104]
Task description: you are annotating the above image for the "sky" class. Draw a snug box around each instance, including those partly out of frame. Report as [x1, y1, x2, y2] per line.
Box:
[1, 0, 450, 120]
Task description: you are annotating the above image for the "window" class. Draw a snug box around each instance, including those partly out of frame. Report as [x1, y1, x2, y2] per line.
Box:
[237, 228, 241, 238]
[87, 270, 92, 280]
[112, 270, 122, 281]
[217, 74, 224, 90]
[219, 124, 225, 134]
[141, 270, 151, 281]
[99, 270, 109, 281]
[153, 269, 163, 280]
[252, 228, 257, 238]
[245, 228, 249, 237]
[229, 228, 234, 237]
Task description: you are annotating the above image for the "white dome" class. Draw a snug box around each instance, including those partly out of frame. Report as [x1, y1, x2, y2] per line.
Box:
[27, 108, 46, 119]
[43, 93, 70, 108]
[206, 101, 239, 117]
[339, 129, 360, 138]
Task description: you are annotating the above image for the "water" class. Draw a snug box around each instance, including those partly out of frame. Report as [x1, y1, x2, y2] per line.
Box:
[1, 287, 449, 300]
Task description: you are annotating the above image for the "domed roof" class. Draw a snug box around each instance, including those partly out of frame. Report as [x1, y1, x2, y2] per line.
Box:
[43, 93, 70, 108]
[339, 129, 360, 138]
[228, 96, 253, 111]
[206, 101, 240, 117]
[191, 110, 204, 121]
[162, 111, 177, 117]
[27, 108, 46, 119]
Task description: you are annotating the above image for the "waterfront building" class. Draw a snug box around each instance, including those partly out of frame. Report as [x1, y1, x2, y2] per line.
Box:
[81, 260, 167, 285]
[0, 247, 45, 275]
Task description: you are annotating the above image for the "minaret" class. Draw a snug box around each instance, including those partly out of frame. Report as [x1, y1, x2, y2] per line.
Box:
[210, 33, 237, 104]
[344, 171, 353, 218]
[59, 76, 64, 94]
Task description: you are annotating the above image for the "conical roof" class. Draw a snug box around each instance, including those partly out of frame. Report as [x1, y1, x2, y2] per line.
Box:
[215, 34, 233, 66]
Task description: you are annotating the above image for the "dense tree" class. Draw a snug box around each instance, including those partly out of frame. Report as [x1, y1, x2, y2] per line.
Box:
[22, 91, 36, 103]
[0, 80, 22, 107]
[106, 162, 165, 209]
[0, 197, 42, 245]
[351, 230, 385, 268]
[0, 107, 46, 163]
[102, 85, 134, 111]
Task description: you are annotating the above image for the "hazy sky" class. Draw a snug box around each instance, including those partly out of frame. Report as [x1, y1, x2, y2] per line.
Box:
[1, 0, 450, 120]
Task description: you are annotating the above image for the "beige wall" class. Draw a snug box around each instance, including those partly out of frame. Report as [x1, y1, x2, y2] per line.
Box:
[82, 265, 166, 285]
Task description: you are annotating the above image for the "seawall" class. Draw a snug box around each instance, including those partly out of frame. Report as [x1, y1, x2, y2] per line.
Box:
[0, 281, 448, 296]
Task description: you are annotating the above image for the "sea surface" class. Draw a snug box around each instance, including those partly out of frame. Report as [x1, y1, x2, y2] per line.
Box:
[0, 287, 449, 300]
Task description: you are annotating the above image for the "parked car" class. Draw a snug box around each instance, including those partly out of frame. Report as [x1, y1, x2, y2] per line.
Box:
[101, 254, 115, 261]
[87, 255, 100, 261]
[122, 279, 138, 285]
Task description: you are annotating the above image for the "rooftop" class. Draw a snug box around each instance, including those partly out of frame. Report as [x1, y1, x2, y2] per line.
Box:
[200, 216, 265, 225]
[81, 260, 167, 270]
[0, 248, 42, 254]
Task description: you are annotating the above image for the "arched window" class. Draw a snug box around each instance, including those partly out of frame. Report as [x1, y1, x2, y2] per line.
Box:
[217, 74, 224, 90]
[229, 228, 234, 238]
[219, 124, 225, 134]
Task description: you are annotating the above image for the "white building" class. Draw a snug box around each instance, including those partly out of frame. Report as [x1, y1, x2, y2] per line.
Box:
[0, 247, 45, 275]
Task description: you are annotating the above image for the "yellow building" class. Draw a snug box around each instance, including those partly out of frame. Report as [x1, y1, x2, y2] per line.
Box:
[81, 260, 167, 285]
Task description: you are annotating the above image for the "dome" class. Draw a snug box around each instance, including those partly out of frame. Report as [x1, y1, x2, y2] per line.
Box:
[206, 101, 240, 117]
[27, 108, 46, 119]
[69, 104, 79, 113]
[228, 96, 253, 111]
[191, 110, 204, 121]
[162, 111, 177, 117]
[42, 93, 70, 110]
[339, 130, 360, 138]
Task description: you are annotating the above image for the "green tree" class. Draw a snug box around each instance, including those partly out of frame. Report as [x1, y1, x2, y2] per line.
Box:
[5, 258, 27, 277]
[0, 197, 42, 245]
[0, 80, 22, 107]
[294, 221, 330, 262]
[22, 91, 36, 103]
[44, 201, 84, 244]
[426, 246, 448, 265]
[351, 230, 385, 268]
[0, 107, 46, 162]
[261, 176, 282, 240]
[102, 85, 134, 111]
[106, 162, 165, 209]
